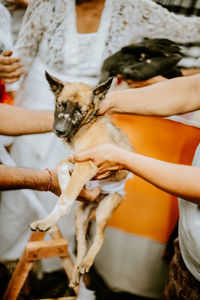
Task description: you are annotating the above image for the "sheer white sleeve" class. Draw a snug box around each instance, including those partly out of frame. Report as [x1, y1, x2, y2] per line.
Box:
[14, 0, 52, 72]
[0, 3, 12, 50]
[135, 0, 200, 43]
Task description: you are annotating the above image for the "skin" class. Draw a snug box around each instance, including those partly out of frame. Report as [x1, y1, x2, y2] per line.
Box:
[69, 74, 200, 204]
[0, 103, 54, 135]
[0, 50, 25, 84]
[76, 0, 105, 34]
[3, 0, 28, 10]
[0, 166, 60, 195]
[0, 165, 101, 200]
[98, 74, 200, 116]
[0, 104, 100, 200]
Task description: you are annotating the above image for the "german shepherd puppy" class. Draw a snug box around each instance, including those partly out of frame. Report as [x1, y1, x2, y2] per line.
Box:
[30, 72, 133, 287]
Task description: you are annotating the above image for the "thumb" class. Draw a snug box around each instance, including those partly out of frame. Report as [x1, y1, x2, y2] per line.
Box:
[2, 50, 13, 57]
[69, 151, 92, 163]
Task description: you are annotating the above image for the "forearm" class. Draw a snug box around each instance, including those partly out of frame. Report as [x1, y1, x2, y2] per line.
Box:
[0, 165, 50, 192]
[108, 75, 200, 117]
[0, 104, 54, 135]
[118, 150, 200, 204]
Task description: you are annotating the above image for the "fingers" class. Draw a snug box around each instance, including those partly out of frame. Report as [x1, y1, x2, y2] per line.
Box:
[69, 151, 92, 163]
[1, 50, 13, 57]
[3, 77, 22, 84]
[97, 100, 110, 115]
[0, 51, 25, 83]
[94, 171, 112, 180]
[0, 67, 25, 78]
[0, 62, 24, 73]
[78, 186, 101, 203]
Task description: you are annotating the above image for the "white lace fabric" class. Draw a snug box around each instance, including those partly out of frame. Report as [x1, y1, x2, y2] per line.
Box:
[0, 3, 12, 49]
[15, 0, 200, 77]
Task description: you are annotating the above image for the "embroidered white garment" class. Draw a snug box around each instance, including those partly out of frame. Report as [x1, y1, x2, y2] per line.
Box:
[1, 0, 200, 297]
[15, 0, 200, 76]
[0, 3, 12, 49]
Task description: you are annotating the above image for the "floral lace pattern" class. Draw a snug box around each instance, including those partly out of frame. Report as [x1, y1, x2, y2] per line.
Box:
[15, 0, 200, 75]
[0, 3, 12, 49]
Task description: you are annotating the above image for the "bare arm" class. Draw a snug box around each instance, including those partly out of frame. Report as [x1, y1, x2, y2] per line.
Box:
[0, 165, 101, 201]
[100, 74, 200, 117]
[70, 144, 200, 205]
[0, 104, 54, 135]
[0, 165, 60, 195]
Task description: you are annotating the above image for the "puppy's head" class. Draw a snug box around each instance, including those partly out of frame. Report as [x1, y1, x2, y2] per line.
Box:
[45, 71, 112, 141]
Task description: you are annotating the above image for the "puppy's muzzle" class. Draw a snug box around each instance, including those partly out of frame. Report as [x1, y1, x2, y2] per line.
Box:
[53, 123, 68, 138]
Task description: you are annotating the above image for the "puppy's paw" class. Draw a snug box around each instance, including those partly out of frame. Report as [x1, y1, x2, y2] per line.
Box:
[78, 260, 92, 274]
[69, 266, 81, 288]
[30, 220, 52, 232]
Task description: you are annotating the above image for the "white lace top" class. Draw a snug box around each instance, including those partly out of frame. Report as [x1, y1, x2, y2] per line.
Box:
[0, 3, 12, 49]
[15, 0, 200, 84]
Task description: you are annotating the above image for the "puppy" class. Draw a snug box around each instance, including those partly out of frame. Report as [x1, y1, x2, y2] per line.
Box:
[30, 73, 133, 287]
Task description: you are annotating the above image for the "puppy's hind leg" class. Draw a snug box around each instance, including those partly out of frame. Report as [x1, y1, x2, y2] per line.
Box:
[69, 202, 95, 288]
[79, 192, 123, 274]
[30, 161, 97, 232]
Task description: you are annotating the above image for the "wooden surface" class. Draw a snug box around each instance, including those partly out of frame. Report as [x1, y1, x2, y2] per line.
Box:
[26, 238, 69, 260]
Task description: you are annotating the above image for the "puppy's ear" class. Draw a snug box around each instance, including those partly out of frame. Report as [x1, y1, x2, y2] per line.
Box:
[45, 71, 64, 96]
[93, 77, 113, 100]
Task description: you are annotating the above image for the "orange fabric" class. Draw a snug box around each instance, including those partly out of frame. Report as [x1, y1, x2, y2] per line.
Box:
[0, 79, 14, 105]
[108, 115, 200, 243]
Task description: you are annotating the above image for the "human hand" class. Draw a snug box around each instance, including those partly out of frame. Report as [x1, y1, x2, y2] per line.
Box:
[0, 50, 25, 84]
[97, 96, 113, 115]
[69, 144, 126, 180]
[3, 0, 28, 11]
[78, 186, 101, 203]
[50, 169, 101, 202]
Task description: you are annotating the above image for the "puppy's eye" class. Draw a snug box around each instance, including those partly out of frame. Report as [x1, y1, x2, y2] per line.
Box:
[56, 102, 63, 110]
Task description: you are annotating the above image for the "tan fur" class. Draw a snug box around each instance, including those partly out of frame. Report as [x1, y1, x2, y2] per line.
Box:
[30, 79, 133, 287]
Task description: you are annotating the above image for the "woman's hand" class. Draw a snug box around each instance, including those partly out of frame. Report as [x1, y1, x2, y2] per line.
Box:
[69, 144, 126, 179]
[0, 50, 25, 84]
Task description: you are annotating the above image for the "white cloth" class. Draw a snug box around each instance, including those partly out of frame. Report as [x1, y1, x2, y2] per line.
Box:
[0, 3, 12, 50]
[178, 143, 200, 282]
[86, 173, 133, 196]
[1, 0, 200, 296]
[0, 3, 21, 91]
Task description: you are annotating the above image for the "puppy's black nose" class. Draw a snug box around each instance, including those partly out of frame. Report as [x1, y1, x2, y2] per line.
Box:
[53, 126, 66, 137]
[54, 129, 64, 136]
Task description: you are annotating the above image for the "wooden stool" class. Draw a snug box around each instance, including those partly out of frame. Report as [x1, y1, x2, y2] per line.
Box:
[3, 225, 79, 300]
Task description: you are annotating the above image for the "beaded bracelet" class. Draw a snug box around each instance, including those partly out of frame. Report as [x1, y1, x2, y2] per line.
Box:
[45, 168, 53, 192]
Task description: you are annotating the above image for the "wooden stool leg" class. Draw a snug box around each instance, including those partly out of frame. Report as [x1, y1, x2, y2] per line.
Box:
[49, 225, 79, 296]
[3, 232, 45, 300]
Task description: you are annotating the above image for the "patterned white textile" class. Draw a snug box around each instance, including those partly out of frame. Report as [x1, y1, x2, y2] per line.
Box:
[0, 3, 12, 50]
[15, 0, 200, 75]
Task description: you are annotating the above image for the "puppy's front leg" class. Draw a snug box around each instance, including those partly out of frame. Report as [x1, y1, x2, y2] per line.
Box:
[30, 161, 97, 232]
